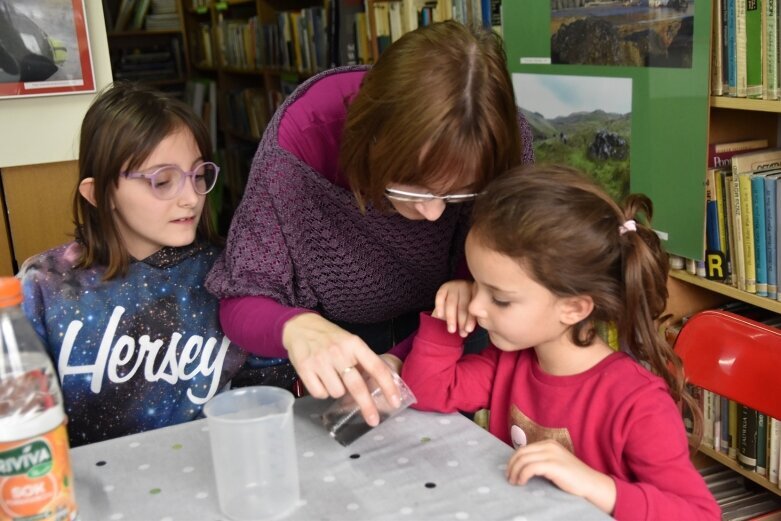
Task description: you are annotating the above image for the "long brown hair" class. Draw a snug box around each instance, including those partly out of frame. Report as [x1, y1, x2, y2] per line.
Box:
[73, 82, 219, 279]
[470, 164, 700, 438]
[341, 20, 522, 209]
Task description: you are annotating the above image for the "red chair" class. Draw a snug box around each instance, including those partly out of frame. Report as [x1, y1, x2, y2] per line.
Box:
[674, 309, 781, 420]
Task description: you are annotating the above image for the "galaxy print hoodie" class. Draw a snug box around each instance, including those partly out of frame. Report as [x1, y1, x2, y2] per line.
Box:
[19, 241, 247, 447]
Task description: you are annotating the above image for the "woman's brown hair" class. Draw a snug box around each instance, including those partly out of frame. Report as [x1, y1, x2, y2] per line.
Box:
[340, 20, 522, 209]
[470, 164, 701, 442]
[73, 82, 219, 279]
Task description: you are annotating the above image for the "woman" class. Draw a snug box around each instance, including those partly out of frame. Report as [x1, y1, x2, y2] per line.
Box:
[206, 21, 534, 424]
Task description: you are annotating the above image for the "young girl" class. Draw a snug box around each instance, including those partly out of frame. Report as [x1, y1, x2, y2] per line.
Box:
[18, 83, 249, 447]
[402, 165, 720, 520]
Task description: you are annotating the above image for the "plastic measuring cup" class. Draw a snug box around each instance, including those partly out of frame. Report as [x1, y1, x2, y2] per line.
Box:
[203, 386, 299, 521]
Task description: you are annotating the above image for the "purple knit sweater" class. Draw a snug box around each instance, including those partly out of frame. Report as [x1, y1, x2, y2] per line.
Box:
[206, 66, 534, 358]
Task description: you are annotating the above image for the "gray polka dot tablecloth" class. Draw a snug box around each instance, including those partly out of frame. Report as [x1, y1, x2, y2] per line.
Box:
[71, 397, 609, 520]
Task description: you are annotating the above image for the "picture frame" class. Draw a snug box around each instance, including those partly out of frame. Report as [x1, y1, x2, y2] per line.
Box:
[0, 0, 96, 99]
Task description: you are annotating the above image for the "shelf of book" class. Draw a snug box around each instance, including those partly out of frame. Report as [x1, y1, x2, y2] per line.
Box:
[670, 271, 781, 314]
[108, 29, 184, 36]
[711, 96, 781, 113]
[693, 439, 780, 496]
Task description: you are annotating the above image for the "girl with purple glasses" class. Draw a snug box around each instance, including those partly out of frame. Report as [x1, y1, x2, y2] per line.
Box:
[17, 83, 252, 446]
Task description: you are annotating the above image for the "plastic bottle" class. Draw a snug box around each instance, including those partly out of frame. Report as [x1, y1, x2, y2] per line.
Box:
[0, 277, 78, 521]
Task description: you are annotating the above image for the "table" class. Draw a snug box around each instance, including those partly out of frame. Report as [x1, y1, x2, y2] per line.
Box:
[71, 397, 609, 520]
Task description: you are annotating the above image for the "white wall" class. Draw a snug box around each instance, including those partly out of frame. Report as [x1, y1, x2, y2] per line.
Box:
[0, 1, 113, 168]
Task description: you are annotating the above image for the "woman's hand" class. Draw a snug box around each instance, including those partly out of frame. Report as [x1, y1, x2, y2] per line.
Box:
[282, 313, 401, 426]
[506, 439, 617, 514]
[433, 280, 476, 337]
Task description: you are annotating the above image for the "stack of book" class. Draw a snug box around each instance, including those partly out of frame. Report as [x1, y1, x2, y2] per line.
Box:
[146, 0, 180, 31]
[112, 41, 181, 82]
[699, 465, 781, 520]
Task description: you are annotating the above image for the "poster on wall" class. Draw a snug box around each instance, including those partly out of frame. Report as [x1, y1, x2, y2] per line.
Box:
[503, 0, 711, 259]
[0, 0, 95, 99]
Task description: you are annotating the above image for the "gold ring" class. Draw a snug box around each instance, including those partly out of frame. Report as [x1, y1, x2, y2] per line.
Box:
[341, 366, 355, 376]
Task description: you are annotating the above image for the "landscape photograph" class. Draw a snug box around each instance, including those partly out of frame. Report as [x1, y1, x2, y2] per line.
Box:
[514, 73, 632, 202]
[551, 0, 695, 68]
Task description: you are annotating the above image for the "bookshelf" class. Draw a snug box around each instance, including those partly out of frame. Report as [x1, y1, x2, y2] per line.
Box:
[670, 270, 781, 314]
[672, 87, 781, 503]
[365, 0, 496, 64]
[179, 0, 333, 231]
[694, 440, 780, 495]
[104, 0, 190, 93]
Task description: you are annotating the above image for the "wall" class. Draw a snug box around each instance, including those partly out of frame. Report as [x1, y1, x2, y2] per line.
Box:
[0, 1, 113, 275]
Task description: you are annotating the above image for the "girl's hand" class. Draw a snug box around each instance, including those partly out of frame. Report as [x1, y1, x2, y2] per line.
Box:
[433, 280, 476, 337]
[506, 439, 617, 514]
[282, 313, 401, 426]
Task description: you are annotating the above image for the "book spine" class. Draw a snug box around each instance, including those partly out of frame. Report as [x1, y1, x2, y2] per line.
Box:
[738, 173, 757, 292]
[714, 0, 726, 95]
[746, 0, 763, 97]
[766, 0, 779, 98]
[715, 170, 731, 281]
[765, 175, 778, 297]
[736, 0, 749, 96]
[729, 399, 739, 457]
[703, 390, 715, 448]
[769, 416, 780, 484]
[720, 393, 731, 453]
[751, 175, 768, 295]
[713, 395, 723, 453]
[731, 173, 747, 290]
[725, 174, 739, 286]
[729, 0, 738, 95]
[756, 412, 768, 476]
[737, 404, 758, 469]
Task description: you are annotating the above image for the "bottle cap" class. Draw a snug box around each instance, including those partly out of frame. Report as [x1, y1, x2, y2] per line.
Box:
[0, 277, 22, 307]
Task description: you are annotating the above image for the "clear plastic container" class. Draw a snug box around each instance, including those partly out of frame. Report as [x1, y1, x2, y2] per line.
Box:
[0, 277, 78, 521]
[203, 386, 299, 521]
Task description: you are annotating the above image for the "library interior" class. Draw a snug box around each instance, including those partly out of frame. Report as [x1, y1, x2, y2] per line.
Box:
[1, 0, 781, 519]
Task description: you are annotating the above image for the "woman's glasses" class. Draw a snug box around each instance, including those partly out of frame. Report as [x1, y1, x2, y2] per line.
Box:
[384, 187, 480, 203]
[121, 162, 220, 200]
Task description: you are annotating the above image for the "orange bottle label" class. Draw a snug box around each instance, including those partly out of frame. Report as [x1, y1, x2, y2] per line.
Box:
[0, 423, 78, 521]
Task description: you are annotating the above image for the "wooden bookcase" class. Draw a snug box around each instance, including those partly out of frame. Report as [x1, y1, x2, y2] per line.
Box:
[670, 95, 781, 499]
[104, 0, 191, 95]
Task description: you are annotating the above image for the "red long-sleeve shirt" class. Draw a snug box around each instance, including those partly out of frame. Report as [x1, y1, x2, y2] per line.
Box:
[402, 313, 720, 520]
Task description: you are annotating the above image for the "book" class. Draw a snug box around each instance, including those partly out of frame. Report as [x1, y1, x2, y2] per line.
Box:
[737, 404, 758, 470]
[720, 394, 731, 453]
[738, 173, 756, 293]
[763, 0, 779, 98]
[736, 0, 748, 96]
[114, 0, 137, 32]
[714, 0, 725, 95]
[708, 138, 768, 168]
[756, 412, 767, 476]
[729, 399, 739, 458]
[763, 172, 781, 297]
[725, 173, 741, 287]
[728, 0, 737, 95]
[716, 170, 733, 284]
[769, 416, 780, 484]
[703, 390, 715, 448]
[730, 172, 747, 290]
[745, 0, 763, 97]
[130, 0, 151, 30]
[750, 173, 768, 295]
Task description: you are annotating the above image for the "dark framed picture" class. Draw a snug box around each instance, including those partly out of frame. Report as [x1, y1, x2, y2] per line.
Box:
[0, 0, 96, 99]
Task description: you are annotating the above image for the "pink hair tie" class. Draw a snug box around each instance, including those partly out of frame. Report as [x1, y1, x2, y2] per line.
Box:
[619, 219, 637, 235]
